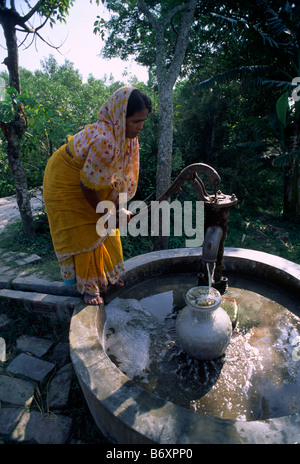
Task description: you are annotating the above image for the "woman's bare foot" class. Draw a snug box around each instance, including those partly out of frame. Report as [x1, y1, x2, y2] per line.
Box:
[83, 293, 103, 305]
[115, 279, 124, 287]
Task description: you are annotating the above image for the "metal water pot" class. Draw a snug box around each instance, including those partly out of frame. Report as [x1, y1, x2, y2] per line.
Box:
[176, 286, 232, 360]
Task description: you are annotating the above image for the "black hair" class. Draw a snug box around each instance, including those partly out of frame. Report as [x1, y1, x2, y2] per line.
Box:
[126, 89, 152, 117]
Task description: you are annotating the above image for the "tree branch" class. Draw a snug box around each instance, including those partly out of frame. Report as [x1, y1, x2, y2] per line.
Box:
[138, 0, 157, 29]
[167, 0, 198, 84]
[22, 0, 45, 23]
[138, 0, 167, 82]
[34, 15, 49, 32]
[162, 2, 189, 27]
[137, 0, 198, 86]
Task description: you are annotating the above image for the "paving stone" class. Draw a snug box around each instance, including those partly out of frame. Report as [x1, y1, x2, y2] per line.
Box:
[16, 335, 53, 357]
[52, 341, 70, 368]
[0, 313, 13, 329]
[0, 288, 80, 323]
[7, 353, 55, 382]
[1, 251, 18, 259]
[0, 407, 25, 436]
[1, 251, 41, 266]
[48, 363, 73, 409]
[12, 275, 80, 297]
[0, 269, 17, 281]
[14, 254, 41, 266]
[0, 275, 13, 290]
[10, 410, 73, 444]
[0, 268, 13, 277]
[0, 374, 34, 406]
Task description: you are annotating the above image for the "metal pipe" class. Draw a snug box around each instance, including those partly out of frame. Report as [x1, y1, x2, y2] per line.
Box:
[202, 225, 224, 264]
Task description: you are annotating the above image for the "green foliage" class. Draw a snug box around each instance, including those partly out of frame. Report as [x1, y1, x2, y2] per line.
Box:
[37, 0, 75, 26]
[0, 0, 298, 262]
[0, 50, 295, 222]
[93, 15, 107, 39]
[0, 149, 14, 196]
[226, 208, 300, 264]
[0, 57, 132, 196]
[0, 87, 29, 123]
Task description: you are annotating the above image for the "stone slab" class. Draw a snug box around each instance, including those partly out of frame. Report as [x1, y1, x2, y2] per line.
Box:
[0, 270, 18, 282]
[12, 276, 80, 297]
[11, 410, 73, 444]
[0, 374, 34, 406]
[52, 341, 70, 368]
[48, 363, 73, 409]
[0, 288, 81, 322]
[0, 250, 41, 267]
[0, 407, 24, 436]
[15, 255, 41, 266]
[0, 313, 13, 329]
[16, 335, 53, 357]
[7, 353, 55, 382]
[0, 273, 16, 289]
[1, 251, 18, 259]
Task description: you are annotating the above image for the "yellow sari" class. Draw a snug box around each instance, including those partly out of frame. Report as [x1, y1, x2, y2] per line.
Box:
[43, 86, 139, 298]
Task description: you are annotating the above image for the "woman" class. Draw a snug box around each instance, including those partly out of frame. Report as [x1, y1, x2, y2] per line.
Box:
[43, 86, 151, 305]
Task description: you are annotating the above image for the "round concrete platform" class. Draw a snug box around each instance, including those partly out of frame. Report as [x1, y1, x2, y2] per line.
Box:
[69, 248, 300, 444]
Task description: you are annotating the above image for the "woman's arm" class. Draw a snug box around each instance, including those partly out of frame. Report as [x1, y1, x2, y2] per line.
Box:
[80, 181, 101, 210]
[80, 181, 132, 227]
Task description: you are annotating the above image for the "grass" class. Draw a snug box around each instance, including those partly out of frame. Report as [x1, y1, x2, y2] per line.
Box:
[0, 213, 61, 281]
[226, 208, 300, 264]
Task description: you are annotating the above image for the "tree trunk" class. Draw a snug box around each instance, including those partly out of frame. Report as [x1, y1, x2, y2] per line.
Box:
[156, 83, 174, 198]
[283, 156, 300, 220]
[139, 0, 198, 250]
[152, 82, 174, 250]
[6, 127, 35, 236]
[1, 9, 35, 236]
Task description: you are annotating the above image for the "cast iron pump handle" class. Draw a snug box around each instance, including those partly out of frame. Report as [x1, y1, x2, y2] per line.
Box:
[132, 163, 221, 218]
[156, 163, 221, 203]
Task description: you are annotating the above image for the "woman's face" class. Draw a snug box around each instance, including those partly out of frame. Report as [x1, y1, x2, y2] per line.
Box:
[126, 108, 149, 139]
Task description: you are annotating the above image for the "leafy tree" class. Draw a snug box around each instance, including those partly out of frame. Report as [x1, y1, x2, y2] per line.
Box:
[195, 0, 300, 218]
[0, 0, 74, 236]
[96, 0, 199, 248]
[1, 56, 151, 199]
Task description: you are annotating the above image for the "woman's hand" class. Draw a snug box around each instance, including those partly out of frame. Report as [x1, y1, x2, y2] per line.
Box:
[116, 208, 133, 229]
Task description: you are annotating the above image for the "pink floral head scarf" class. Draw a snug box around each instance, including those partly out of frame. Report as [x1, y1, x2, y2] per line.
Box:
[69, 86, 139, 200]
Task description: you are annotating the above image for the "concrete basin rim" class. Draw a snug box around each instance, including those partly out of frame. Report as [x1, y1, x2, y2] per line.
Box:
[69, 248, 300, 444]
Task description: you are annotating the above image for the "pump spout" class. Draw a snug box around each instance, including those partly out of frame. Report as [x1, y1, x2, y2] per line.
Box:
[202, 225, 223, 263]
[201, 225, 223, 274]
[198, 224, 228, 292]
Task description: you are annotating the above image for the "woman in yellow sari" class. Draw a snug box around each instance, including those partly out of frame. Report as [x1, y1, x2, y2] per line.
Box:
[43, 86, 151, 305]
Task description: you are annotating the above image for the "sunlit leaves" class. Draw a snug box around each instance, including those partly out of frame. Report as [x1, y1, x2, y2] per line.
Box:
[37, 0, 75, 27]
